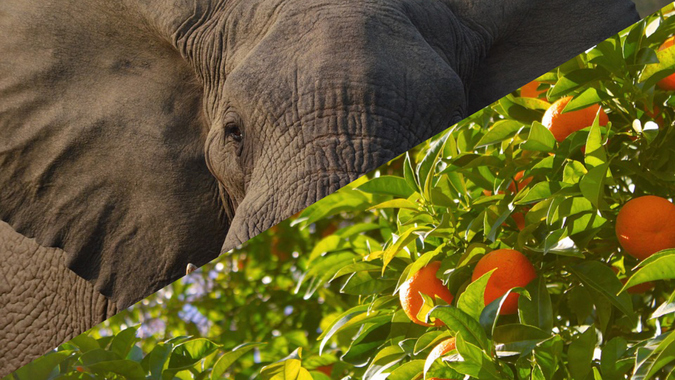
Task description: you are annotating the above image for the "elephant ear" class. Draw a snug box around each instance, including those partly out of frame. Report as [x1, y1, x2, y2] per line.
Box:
[0, 2, 228, 308]
[444, 0, 640, 112]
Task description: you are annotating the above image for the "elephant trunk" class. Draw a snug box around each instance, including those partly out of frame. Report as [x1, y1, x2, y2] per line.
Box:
[222, 120, 409, 252]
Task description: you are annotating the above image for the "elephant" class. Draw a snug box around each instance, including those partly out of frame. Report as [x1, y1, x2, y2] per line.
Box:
[0, 0, 641, 374]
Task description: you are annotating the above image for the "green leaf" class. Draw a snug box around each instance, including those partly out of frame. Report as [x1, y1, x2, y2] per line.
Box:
[267, 359, 313, 380]
[476, 119, 524, 148]
[362, 345, 406, 379]
[588, 39, 625, 74]
[569, 261, 635, 323]
[144, 343, 172, 380]
[566, 212, 607, 236]
[521, 122, 556, 152]
[579, 162, 610, 209]
[211, 343, 266, 380]
[566, 88, 612, 112]
[623, 18, 645, 63]
[621, 249, 675, 293]
[600, 337, 632, 380]
[403, 152, 419, 192]
[418, 132, 450, 200]
[381, 226, 430, 274]
[568, 327, 597, 380]
[292, 189, 370, 227]
[634, 331, 675, 380]
[550, 68, 608, 97]
[308, 235, 343, 261]
[534, 336, 564, 379]
[356, 176, 415, 198]
[479, 288, 529, 338]
[652, 290, 675, 319]
[584, 116, 607, 169]
[297, 251, 357, 297]
[340, 271, 396, 295]
[428, 306, 490, 351]
[550, 197, 595, 225]
[387, 359, 424, 380]
[69, 334, 101, 353]
[168, 338, 220, 370]
[493, 324, 551, 357]
[110, 325, 139, 359]
[496, 95, 544, 124]
[449, 333, 502, 379]
[563, 160, 588, 184]
[457, 269, 495, 321]
[515, 182, 572, 205]
[87, 360, 146, 380]
[79, 348, 122, 365]
[640, 40, 675, 85]
[367, 199, 420, 211]
[413, 330, 453, 355]
[400, 247, 444, 286]
[12, 352, 69, 380]
[518, 277, 553, 332]
[318, 305, 369, 354]
[332, 262, 381, 281]
[510, 96, 551, 110]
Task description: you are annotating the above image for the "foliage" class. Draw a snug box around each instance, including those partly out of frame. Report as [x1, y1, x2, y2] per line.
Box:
[8, 5, 675, 380]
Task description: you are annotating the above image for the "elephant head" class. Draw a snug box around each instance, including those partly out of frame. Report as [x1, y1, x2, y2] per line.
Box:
[0, 0, 639, 312]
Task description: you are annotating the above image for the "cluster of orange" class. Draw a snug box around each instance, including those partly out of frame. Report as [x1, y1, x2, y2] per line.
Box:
[399, 249, 536, 379]
[396, 38, 675, 378]
[399, 200, 675, 379]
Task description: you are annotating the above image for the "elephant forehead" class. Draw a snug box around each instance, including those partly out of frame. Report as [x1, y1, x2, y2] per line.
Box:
[214, 7, 467, 132]
[193, 0, 473, 115]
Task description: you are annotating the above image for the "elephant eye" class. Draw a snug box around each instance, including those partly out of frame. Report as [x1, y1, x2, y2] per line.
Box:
[224, 123, 243, 143]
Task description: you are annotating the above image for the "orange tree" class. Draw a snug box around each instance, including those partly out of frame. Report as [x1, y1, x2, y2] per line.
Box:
[8, 6, 675, 380]
[287, 7, 675, 379]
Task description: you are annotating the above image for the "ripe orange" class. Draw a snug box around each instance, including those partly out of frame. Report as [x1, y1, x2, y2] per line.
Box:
[615, 195, 675, 260]
[399, 261, 454, 326]
[426, 337, 457, 380]
[471, 249, 537, 315]
[542, 96, 609, 142]
[520, 80, 547, 99]
[511, 212, 526, 231]
[506, 171, 533, 193]
[658, 37, 675, 90]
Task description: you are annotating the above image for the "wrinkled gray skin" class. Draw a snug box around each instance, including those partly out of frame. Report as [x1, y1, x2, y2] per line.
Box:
[0, 0, 639, 373]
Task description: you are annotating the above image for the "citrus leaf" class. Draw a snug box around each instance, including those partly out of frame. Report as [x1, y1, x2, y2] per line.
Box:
[621, 250, 675, 293]
[476, 120, 524, 148]
[457, 269, 495, 321]
[211, 343, 267, 380]
[388, 359, 425, 380]
[569, 261, 635, 323]
[522, 121, 556, 152]
[12, 352, 69, 380]
[356, 176, 415, 198]
[518, 277, 553, 332]
[428, 306, 490, 351]
[168, 338, 221, 370]
[568, 327, 597, 380]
